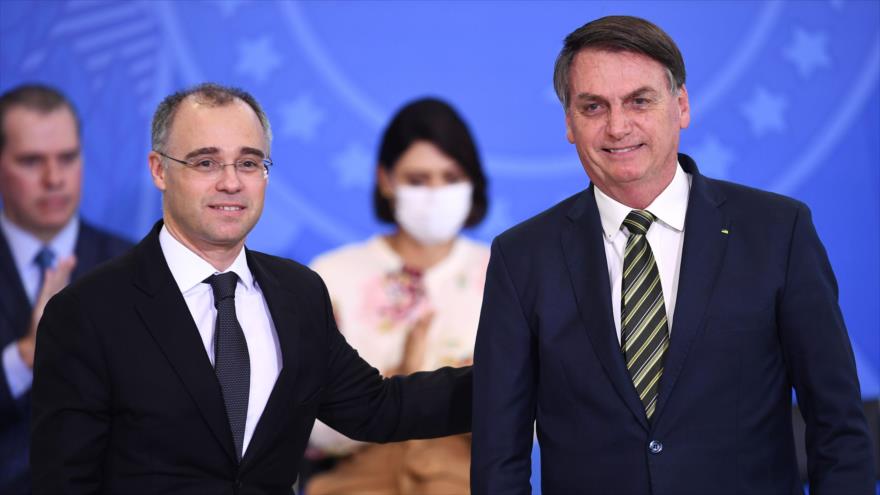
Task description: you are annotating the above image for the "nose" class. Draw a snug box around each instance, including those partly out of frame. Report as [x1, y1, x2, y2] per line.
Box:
[216, 163, 244, 193]
[605, 107, 632, 140]
[41, 161, 64, 189]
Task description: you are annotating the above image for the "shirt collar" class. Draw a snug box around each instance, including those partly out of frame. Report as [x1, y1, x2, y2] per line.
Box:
[594, 162, 691, 239]
[0, 210, 79, 270]
[158, 225, 255, 294]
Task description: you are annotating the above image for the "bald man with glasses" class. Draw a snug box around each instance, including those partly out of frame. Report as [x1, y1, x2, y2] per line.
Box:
[30, 83, 471, 495]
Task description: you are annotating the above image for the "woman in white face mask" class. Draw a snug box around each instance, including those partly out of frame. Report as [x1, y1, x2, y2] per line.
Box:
[304, 98, 490, 495]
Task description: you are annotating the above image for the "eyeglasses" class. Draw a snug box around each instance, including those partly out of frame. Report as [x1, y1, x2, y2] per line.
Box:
[155, 151, 272, 178]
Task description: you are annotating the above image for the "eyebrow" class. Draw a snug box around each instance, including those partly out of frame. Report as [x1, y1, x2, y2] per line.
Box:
[574, 86, 659, 103]
[183, 147, 220, 160]
[239, 147, 265, 158]
[182, 147, 266, 160]
[13, 146, 80, 161]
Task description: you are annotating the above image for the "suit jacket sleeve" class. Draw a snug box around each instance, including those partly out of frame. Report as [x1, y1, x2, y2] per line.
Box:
[471, 238, 536, 494]
[0, 320, 28, 422]
[780, 204, 876, 493]
[313, 270, 472, 443]
[30, 289, 110, 494]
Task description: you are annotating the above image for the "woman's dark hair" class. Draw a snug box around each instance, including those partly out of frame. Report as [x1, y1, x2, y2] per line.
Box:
[373, 97, 488, 227]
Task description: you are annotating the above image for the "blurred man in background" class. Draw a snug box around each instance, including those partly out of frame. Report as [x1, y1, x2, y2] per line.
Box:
[0, 84, 131, 494]
[29, 83, 471, 494]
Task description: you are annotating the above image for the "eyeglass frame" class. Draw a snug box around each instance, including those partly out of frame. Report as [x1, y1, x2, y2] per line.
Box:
[154, 150, 273, 178]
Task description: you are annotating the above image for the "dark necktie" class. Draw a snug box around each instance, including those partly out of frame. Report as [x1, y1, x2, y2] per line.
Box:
[34, 246, 55, 296]
[205, 272, 250, 460]
[621, 210, 669, 420]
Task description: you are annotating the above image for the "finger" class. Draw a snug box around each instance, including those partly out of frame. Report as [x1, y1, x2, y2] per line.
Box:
[413, 311, 435, 332]
[36, 255, 78, 302]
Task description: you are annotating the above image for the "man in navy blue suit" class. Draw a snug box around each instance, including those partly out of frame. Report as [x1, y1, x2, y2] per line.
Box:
[472, 15, 875, 494]
[0, 84, 131, 494]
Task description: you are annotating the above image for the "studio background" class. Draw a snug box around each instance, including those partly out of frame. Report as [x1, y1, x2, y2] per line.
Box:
[1, 0, 877, 399]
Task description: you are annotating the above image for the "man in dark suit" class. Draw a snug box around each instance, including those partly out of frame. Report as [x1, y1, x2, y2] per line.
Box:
[30, 83, 471, 494]
[0, 84, 131, 494]
[471, 16, 875, 494]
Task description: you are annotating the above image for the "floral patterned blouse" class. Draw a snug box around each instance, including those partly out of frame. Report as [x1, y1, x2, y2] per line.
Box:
[307, 234, 489, 455]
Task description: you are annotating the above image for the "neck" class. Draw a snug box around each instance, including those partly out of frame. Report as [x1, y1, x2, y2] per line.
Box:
[1, 211, 65, 244]
[385, 229, 455, 272]
[601, 166, 676, 210]
[163, 220, 242, 272]
[32, 228, 61, 245]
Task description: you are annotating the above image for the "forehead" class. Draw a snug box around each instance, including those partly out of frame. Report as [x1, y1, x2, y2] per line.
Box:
[392, 141, 461, 173]
[569, 49, 669, 97]
[2, 106, 79, 151]
[166, 96, 266, 152]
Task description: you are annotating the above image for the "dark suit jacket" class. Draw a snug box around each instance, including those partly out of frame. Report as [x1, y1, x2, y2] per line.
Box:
[0, 220, 131, 494]
[472, 155, 875, 494]
[30, 222, 471, 494]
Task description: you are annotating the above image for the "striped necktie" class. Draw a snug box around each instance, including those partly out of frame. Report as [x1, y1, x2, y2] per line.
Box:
[621, 210, 669, 420]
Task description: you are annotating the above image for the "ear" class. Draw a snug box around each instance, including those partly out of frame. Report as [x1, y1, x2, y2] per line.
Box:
[565, 111, 575, 144]
[148, 151, 167, 192]
[377, 165, 394, 199]
[677, 84, 691, 130]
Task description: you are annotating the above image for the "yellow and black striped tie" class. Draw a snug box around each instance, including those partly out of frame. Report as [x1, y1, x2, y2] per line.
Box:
[621, 210, 669, 420]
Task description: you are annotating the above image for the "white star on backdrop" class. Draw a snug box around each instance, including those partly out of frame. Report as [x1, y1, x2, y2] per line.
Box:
[280, 94, 326, 142]
[690, 135, 734, 179]
[331, 142, 373, 189]
[741, 87, 787, 137]
[235, 36, 281, 84]
[783, 28, 831, 79]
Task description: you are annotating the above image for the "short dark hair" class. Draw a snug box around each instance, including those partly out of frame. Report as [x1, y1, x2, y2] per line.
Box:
[373, 98, 488, 228]
[0, 84, 80, 153]
[553, 15, 686, 110]
[151, 82, 272, 153]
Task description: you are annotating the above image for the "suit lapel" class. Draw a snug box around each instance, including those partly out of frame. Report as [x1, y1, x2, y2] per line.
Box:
[653, 155, 729, 422]
[239, 251, 302, 469]
[561, 187, 650, 431]
[72, 222, 99, 281]
[0, 230, 31, 340]
[131, 222, 237, 463]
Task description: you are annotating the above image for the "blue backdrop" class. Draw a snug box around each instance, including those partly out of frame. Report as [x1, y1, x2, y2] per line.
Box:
[1, 1, 877, 399]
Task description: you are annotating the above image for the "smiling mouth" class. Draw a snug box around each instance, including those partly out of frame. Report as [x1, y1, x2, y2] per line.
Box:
[209, 205, 245, 211]
[604, 144, 644, 154]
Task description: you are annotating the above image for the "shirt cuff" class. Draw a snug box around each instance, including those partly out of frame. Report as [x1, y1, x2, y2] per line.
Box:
[2, 341, 33, 398]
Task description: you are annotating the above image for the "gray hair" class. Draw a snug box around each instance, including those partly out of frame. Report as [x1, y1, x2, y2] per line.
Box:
[151, 83, 272, 153]
[553, 16, 686, 111]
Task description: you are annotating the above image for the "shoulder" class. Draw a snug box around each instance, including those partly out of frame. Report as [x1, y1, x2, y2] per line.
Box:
[454, 236, 491, 266]
[55, 247, 137, 309]
[78, 220, 134, 256]
[495, 190, 585, 248]
[248, 250, 323, 286]
[701, 175, 809, 224]
[309, 237, 393, 286]
[310, 237, 381, 269]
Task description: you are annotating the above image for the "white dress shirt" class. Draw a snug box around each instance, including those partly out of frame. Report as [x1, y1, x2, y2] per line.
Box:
[159, 226, 282, 456]
[1, 212, 78, 398]
[594, 163, 692, 344]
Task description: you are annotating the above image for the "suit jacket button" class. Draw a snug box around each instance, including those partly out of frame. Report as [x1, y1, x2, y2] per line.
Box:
[648, 440, 663, 454]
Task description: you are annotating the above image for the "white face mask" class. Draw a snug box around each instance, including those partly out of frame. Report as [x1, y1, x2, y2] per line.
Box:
[393, 182, 473, 246]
